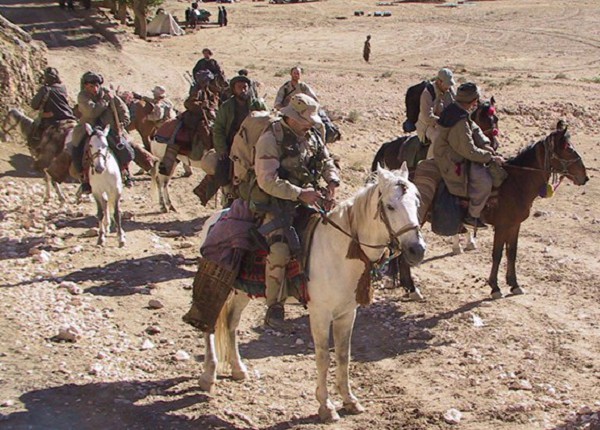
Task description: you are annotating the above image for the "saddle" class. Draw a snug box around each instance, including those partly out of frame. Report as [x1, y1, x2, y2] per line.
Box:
[182, 201, 320, 332]
[413, 159, 501, 235]
[155, 117, 191, 147]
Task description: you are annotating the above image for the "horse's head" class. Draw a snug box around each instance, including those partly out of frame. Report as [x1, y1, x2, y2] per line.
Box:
[471, 97, 499, 151]
[86, 123, 110, 174]
[1, 108, 24, 139]
[548, 121, 589, 185]
[376, 164, 426, 266]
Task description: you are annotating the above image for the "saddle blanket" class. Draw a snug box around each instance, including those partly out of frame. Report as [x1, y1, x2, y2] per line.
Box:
[235, 250, 308, 303]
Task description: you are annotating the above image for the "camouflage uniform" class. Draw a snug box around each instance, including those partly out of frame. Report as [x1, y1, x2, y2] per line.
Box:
[253, 94, 340, 322]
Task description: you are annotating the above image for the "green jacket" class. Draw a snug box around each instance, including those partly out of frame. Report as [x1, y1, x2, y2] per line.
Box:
[213, 97, 268, 156]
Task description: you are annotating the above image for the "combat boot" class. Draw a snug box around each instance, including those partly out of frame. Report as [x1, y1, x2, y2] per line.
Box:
[158, 143, 180, 176]
[264, 303, 287, 330]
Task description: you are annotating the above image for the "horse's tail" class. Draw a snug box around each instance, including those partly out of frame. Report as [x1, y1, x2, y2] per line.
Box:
[371, 140, 389, 171]
[214, 292, 235, 373]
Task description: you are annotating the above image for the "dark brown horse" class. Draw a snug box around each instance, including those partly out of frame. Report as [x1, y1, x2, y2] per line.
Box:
[371, 97, 498, 172]
[398, 121, 588, 299]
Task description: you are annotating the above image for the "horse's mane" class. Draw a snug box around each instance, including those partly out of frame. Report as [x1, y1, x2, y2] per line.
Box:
[333, 180, 379, 232]
[508, 130, 565, 167]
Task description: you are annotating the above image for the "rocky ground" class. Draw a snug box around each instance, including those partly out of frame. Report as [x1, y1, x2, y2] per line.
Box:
[0, 0, 599, 429]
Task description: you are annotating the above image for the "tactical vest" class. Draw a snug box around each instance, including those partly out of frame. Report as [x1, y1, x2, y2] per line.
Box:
[240, 120, 329, 212]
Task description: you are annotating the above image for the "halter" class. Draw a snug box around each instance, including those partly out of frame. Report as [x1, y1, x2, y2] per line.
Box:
[504, 132, 582, 184]
[319, 187, 420, 256]
[88, 134, 110, 174]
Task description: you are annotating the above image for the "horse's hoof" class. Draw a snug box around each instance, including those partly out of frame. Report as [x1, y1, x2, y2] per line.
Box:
[343, 400, 365, 415]
[168, 205, 177, 213]
[182, 171, 193, 178]
[231, 369, 248, 381]
[491, 291, 503, 300]
[464, 242, 477, 251]
[198, 374, 216, 393]
[160, 206, 169, 214]
[452, 246, 464, 255]
[408, 289, 424, 302]
[318, 405, 340, 423]
[118, 240, 126, 248]
[511, 287, 525, 295]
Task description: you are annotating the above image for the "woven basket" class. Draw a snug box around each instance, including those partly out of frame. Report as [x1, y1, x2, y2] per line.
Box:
[182, 258, 235, 332]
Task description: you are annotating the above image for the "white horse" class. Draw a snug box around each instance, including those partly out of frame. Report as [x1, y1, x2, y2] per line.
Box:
[86, 124, 125, 247]
[195, 164, 427, 423]
[1, 108, 75, 203]
[150, 140, 199, 213]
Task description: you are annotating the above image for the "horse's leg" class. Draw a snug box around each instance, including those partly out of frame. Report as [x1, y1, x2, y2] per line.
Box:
[488, 227, 506, 299]
[164, 173, 176, 213]
[151, 163, 169, 213]
[52, 180, 67, 204]
[309, 309, 339, 423]
[505, 224, 524, 295]
[44, 171, 53, 203]
[114, 197, 125, 248]
[332, 310, 364, 415]
[94, 195, 107, 246]
[223, 293, 250, 380]
[399, 256, 423, 301]
[199, 332, 217, 393]
[452, 234, 464, 255]
[464, 230, 477, 251]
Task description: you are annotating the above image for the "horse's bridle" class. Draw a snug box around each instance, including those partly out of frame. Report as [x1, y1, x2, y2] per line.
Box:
[88, 138, 110, 174]
[319, 190, 420, 258]
[505, 133, 582, 182]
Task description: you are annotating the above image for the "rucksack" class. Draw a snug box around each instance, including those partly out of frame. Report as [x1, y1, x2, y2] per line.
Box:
[230, 110, 282, 187]
[403, 80, 435, 133]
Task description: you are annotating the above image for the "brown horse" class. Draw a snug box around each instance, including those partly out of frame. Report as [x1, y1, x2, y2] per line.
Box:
[397, 121, 588, 299]
[1, 108, 78, 203]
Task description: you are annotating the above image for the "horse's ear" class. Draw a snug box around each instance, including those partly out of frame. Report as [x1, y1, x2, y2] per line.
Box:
[85, 123, 93, 136]
[398, 161, 409, 181]
[103, 124, 111, 136]
[377, 164, 391, 183]
[556, 119, 567, 132]
[490, 96, 496, 106]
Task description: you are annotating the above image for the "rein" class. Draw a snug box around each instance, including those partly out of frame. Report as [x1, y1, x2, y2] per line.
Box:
[318, 199, 419, 252]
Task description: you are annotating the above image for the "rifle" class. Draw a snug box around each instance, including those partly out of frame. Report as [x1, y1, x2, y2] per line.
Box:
[250, 200, 302, 256]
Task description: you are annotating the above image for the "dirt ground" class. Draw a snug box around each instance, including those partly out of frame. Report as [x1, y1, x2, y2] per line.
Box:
[0, 0, 599, 429]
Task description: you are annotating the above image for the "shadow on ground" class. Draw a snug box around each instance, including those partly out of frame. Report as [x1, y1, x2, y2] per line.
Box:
[0, 377, 241, 430]
[0, 0, 123, 49]
[234, 298, 431, 363]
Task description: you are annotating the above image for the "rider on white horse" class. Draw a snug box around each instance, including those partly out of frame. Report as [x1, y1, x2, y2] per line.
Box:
[251, 94, 340, 328]
[71, 71, 133, 194]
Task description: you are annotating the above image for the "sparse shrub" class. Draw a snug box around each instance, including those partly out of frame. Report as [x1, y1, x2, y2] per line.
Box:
[347, 110, 360, 123]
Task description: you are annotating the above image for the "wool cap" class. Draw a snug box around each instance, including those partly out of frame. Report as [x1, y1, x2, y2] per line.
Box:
[455, 82, 480, 104]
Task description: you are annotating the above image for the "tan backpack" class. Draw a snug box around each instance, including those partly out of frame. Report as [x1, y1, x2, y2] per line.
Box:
[230, 110, 283, 186]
